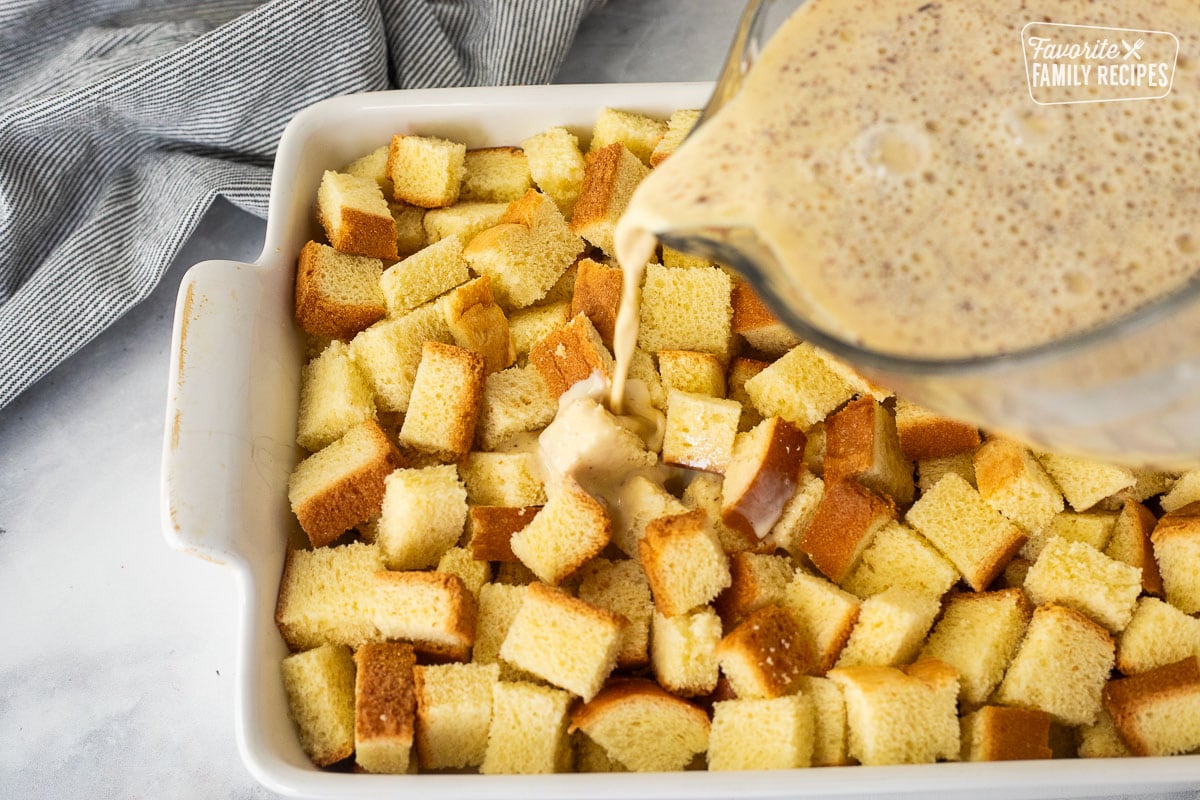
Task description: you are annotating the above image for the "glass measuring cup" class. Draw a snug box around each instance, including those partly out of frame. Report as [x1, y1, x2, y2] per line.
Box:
[655, 0, 1200, 469]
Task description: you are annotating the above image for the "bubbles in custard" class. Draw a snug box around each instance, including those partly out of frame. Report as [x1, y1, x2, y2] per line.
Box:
[860, 123, 930, 177]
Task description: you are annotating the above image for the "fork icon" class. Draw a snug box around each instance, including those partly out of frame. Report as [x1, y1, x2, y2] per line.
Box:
[1123, 39, 1145, 60]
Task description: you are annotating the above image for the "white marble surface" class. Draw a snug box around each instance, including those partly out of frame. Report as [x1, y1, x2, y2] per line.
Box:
[0, 1, 1195, 798]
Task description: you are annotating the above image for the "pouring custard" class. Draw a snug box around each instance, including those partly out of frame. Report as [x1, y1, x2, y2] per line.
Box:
[612, 0, 1200, 409]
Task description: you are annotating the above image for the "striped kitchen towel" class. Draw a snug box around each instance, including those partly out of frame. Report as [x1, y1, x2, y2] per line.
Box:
[0, 0, 605, 410]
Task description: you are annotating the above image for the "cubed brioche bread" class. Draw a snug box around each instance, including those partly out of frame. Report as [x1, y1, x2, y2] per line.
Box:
[681, 472, 759, 555]
[459, 450, 546, 506]
[521, 126, 587, 217]
[743, 343, 859, 429]
[824, 397, 915, 507]
[568, 142, 648, 256]
[461, 146, 532, 203]
[995, 604, 1115, 726]
[474, 365, 557, 451]
[577, 558, 654, 668]
[377, 464, 467, 570]
[766, 470, 825, 559]
[353, 642, 417, 774]
[894, 398, 981, 461]
[1023, 536, 1142, 633]
[960, 706, 1053, 762]
[780, 570, 862, 674]
[275, 542, 385, 651]
[538, 394, 657, 496]
[372, 571, 476, 662]
[467, 505, 536, 564]
[413, 661, 500, 769]
[708, 694, 815, 771]
[294, 240, 386, 339]
[398, 341, 485, 460]
[288, 419, 402, 547]
[639, 509, 732, 617]
[436, 547, 492, 599]
[344, 144, 392, 195]
[464, 189, 585, 309]
[638, 264, 733, 358]
[1077, 709, 1134, 758]
[442, 275, 516, 374]
[1105, 500, 1163, 596]
[349, 301, 453, 413]
[508, 301, 571, 364]
[658, 349, 727, 397]
[834, 586, 942, 669]
[717, 604, 812, 699]
[1159, 468, 1200, 512]
[651, 607, 723, 696]
[529, 312, 615, 398]
[296, 340, 376, 452]
[797, 676, 851, 766]
[1035, 452, 1136, 512]
[1150, 501, 1200, 613]
[423, 201, 508, 245]
[662, 390, 742, 474]
[715, 552, 794, 629]
[841, 521, 959, 600]
[570, 678, 710, 772]
[589, 107, 667, 165]
[481, 680, 572, 774]
[730, 281, 801, 357]
[720, 416, 806, 543]
[609, 473, 687, 558]
[1117, 596, 1200, 675]
[827, 659, 961, 766]
[917, 452, 977, 492]
[499, 582, 624, 700]
[569, 257, 623, 347]
[316, 170, 398, 259]
[905, 472, 1026, 591]
[799, 477, 897, 585]
[281, 644, 356, 767]
[1103, 656, 1200, 756]
[471, 583, 528, 675]
[510, 480, 611, 585]
[919, 589, 1031, 707]
[387, 133, 466, 208]
[974, 437, 1064, 533]
[389, 201, 427, 257]
[379, 234, 470, 318]
[1024, 510, 1118, 561]
[649, 108, 700, 167]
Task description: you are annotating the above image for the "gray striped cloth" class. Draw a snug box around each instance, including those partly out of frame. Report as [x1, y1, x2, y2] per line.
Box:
[0, 0, 605, 410]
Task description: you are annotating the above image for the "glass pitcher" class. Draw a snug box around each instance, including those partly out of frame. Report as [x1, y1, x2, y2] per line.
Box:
[652, 0, 1200, 469]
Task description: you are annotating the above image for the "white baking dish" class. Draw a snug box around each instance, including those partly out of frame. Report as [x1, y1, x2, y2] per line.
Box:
[160, 83, 1200, 799]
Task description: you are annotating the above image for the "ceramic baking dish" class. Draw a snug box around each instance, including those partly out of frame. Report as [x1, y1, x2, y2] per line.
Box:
[160, 83, 1200, 799]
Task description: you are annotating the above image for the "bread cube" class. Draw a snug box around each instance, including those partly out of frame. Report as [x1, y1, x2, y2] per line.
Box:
[353, 642, 417, 774]
[294, 240, 386, 339]
[538, 395, 656, 496]
[464, 189, 584, 309]
[662, 390, 742, 474]
[569, 257, 622, 347]
[824, 397, 914, 507]
[681, 472, 759, 555]
[720, 416, 806, 543]
[413, 661, 500, 769]
[827, 660, 960, 765]
[640, 509, 732, 616]
[467, 505, 537, 562]
[296, 340, 376, 452]
[834, 586, 941, 668]
[894, 398, 981, 461]
[841, 521, 958, 600]
[1077, 709, 1134, 758]
[379, 235, 469, 318]
[499, 582, 624, 700]
[577, 558, 654, 668]
[638, 264, 733, 358]
[1024, 537, 1142, 633]
[461, 146, 532, 203]
[574, 731, 628, 773]
[480, 680, 572, 774]
[1104, 657, 1200, 756]
[423, 201, 508, 244]
[474, 365, 557, 451]
[459, 450, 546, 507]
[388, 201, 426, 257]
[510, 481, 611, 585]
[472, 583, 528, 677]
[780, 571, 861, 674]
[1105, 500, 1163, 596]
[919, 589, 1031, 707]
[708, 695, 814, 770]
[275, 542, 385, 651]
[917, 451, 977, 492]
[765, 470, 825, 559]
[521, 126, 587, 217]
[1160, 468, 1200, 512]
[730, 281, 801, 358]
[281, 644, 356, 767]
[715, 552, 794, 629]
[1024, 510, 1118, 560]
[440, 275, 515, 375]
[799, 477, 897, 584]
[797, 676, 851, 765]
[651, 607, 723, 696]
[658, 349, 726, 398]
[570, 678, 710, 772]
[373, 571, 476, 662]
[529, 312, 614, 398]
[744, 343, 858, 429]
[508, 301, 571, 364]
[649, 108, 700, 167]
[387, 133, 465, 208]
[589, 107, 667, 165]
[609, 473, 687, 558]
[974, 437, 1064, 533]
[377, 464, 467, 570]
[905, 473, 1026, 591]
[344, 144, 392, 195]
[349, 301, 453, 413]
[1151, 501, 1200, 613]
[1036, 451, 1136, 512]
[717, 605, 812, 699]
[1117, 597, 1200, 675]
[288, 419, 401, 547]
[995, 604, 1115, 726]
[399, 341, 485, 460]
[315, 170, 398, 259]
[960, 706, 1053, 761]
[436, 547, 492, 599]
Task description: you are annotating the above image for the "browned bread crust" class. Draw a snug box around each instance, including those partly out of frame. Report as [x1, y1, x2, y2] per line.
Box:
[799, 478, 897, 584]
[721, 417, 807, 544]
[1103, 656, 1200, 756]
[569, 676, 709, 734]
[824, 397, 914, 507]
[443, 275, 515, 374]
[529, 312, 613, 398]
[570, 257, 623, 347]
[294, 240, 386, 339]
[895, 401, 982, 461]
[318, 203, 399, 260]
[717, 604, 813, 698]
[962, 706, 1053, 761]
[467, 505, 540, 562]
[354, 642, 417, 770]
